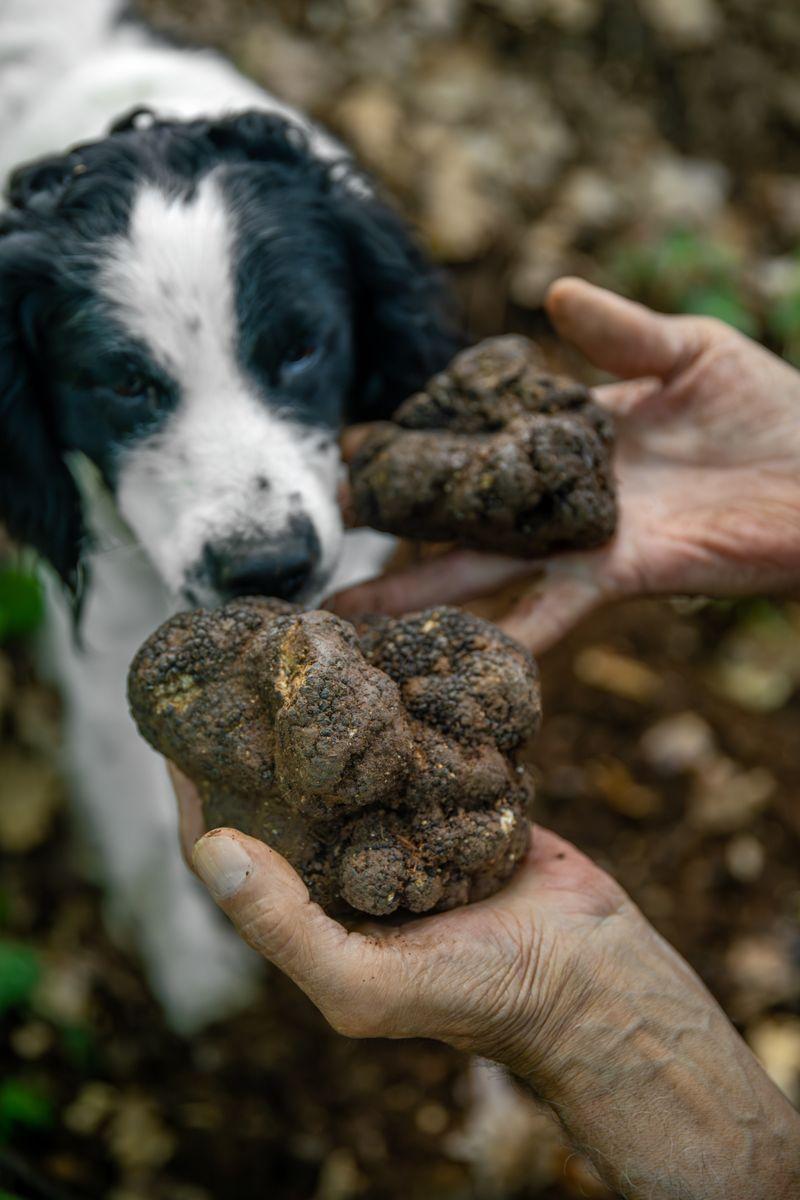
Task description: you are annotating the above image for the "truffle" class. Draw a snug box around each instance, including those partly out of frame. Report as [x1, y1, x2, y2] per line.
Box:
[128, 599, 541, 917]
[349, 335, 617, 556]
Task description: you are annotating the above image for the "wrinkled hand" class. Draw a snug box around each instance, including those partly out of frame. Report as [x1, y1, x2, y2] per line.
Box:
[170, 764, 630, 1071]
[330, 279, 800, 654]
[171, 765, 800, 1199]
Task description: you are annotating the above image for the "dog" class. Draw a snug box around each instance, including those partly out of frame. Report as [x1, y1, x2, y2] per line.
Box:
[0, 0, 456, 1030]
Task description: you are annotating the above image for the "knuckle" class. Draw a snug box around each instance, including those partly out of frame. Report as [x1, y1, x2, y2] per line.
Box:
[237, 895, 302, 962]
[695, 314, 736, 344]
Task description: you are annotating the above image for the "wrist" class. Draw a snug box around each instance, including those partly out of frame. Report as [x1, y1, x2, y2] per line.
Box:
[519, 916, 800, 1199]
[463, 902, 645, 1085]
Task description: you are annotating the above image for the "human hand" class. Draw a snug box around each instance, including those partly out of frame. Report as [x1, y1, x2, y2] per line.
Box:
[169, 763, 629, 1069]
[330, 279, 800, 654]
[171, 766, 800, 1199]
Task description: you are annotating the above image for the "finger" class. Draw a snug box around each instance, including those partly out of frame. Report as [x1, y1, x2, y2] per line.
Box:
[499, 564, 608, 654]
[340, 423, 378, 464]
[546, 277, 702, 381]
[592, 377, 661, 418]
[192, 829, 421, 1038]
[193, 829, 358, 989]
[327, 549, 536, 618]
[337, 476, 359, 529]
[167, 762, 206, 868]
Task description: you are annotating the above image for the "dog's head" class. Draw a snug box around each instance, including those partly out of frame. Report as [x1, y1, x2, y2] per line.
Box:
[0, 110, 456, 605]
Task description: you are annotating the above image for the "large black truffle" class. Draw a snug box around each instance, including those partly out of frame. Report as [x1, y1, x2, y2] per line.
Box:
[128, 600, 541, 917]
[349, 335, 617, 557]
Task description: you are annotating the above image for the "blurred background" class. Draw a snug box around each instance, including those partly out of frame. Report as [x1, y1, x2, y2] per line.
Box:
[1, 1, 799, 1197]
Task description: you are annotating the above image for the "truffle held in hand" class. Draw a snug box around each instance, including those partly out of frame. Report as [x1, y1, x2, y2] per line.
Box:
[349, 335, 617, 556]
[128, 601, 541, 918]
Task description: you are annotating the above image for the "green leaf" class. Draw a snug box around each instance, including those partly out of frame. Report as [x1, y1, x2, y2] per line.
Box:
[0, 942, 41, 1014]
[0, 1079, 53, 1139]
[680, 286, 758, 336]
[0, 569, 44, 642]
[60, 1025, 96, 1073]
[767, 290, 800, 340]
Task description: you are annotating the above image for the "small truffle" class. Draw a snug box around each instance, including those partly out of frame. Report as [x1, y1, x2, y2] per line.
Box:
[128, 600, 540, 917]
[349, 335, 617, 556]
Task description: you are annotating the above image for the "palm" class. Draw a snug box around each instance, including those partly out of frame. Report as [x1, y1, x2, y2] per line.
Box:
[593, 327, 800, 601]
[341, 828, 628, 1055]
[331, 283, 800, 654]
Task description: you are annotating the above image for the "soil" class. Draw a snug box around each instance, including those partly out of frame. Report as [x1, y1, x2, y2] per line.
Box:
[3, 598, 800, 1199]
[2, 1, 799, 1197]
[349, 336, 617, 556]
[4, 597, 800, 1199]
[128, 601, 539, 917]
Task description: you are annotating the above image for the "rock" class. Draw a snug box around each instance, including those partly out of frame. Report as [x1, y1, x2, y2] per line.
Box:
[509, 221, 577, 309]
[10, 1020, 54, 1061]
[753, 174, 800, 240]
[334, 82, 412, 187]
[415, 1103, 449, 1134]
[724, 834, 765, 883]
[35, 957, 93, 1026]
[487, 0, 602, 34]
[635, 154, 730, 227]
[747, 1017, 800, 1105]
[573, 646, 661, 703]
[639, 712, 716, 775]
[0, 748, 62, 853]
[640, 0, 722, 48]
[419, 135, 504, 260]
[13, 682, 62, 756]
[711, 607, 800, 712]
[315, 1148, 365, 1200]
[587, 757, 662, 819]
[412, 0, 466, 35]
[108, 1093, 176, 1171]
[64, 1082, 119, 1136]
[446, 1059, 564, 1192]
[557, 167, 625, 234]
[726, 935, 799, 1020]
[689, 756, 775, 833]
[231, 20, 343, 112]
[410, 44, 575, 249]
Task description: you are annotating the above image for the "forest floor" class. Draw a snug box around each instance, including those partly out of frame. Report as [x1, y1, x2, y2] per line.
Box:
[2, 2, 800, 1198]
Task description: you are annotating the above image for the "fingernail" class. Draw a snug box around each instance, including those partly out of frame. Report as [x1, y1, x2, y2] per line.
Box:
[193, 834, 252, 900]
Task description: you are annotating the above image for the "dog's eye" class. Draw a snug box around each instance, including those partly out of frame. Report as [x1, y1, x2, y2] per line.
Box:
[112, 375, 162, 410]
[281, 343, 320, 379]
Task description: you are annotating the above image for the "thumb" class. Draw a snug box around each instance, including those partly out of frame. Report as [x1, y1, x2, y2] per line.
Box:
[192, 829, 368, 1020]
[499, 560, 610, 654]
[546, 277, 702, 381]
[340, 422, 378, 463]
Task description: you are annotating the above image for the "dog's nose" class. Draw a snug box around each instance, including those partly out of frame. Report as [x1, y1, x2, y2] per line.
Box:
[211, 521, 320, 602]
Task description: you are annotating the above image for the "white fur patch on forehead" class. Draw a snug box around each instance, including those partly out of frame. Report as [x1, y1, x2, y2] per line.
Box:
[97, 174, 236, 382]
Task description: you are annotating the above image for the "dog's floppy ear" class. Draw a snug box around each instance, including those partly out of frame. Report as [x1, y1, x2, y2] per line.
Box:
[0, 231, 85, 592]
[330, 178, 461, 421]
[165, 110, 459, 420]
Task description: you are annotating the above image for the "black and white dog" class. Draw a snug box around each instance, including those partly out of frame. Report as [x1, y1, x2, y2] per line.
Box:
[0, 0, 455, 1030]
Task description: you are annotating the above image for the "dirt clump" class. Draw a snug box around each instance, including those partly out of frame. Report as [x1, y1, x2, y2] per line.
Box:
[349, 336, 617, 557]
[127, 599, 540, 917]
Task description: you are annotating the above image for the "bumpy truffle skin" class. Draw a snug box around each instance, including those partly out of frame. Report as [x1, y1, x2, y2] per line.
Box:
[349, 335, 617, 556]
[128, 600, 540, 918]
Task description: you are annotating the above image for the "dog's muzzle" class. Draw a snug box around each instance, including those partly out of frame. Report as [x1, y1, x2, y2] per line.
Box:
[203, 516, 321, 602]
